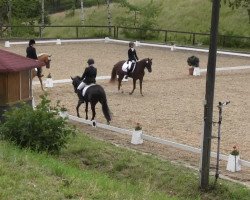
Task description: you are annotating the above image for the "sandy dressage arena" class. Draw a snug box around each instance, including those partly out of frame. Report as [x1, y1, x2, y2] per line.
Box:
[1, 42, 250, 162]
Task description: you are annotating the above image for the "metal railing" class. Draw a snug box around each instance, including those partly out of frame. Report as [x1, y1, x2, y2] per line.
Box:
[1, 25, 250, 48]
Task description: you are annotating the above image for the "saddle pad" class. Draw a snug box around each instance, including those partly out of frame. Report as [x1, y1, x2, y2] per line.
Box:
[122, 61, 132, 72]
[82, 84, 95, 97]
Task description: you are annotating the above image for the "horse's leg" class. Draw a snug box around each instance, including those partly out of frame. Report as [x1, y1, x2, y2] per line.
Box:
[38, 76, 44, 91]
[76, 100, 83, 117]
[90, 102, 97, 121]
[139, 78, 144, 96]
[85, 102, 89, 120]
[129, 78, 136, 95]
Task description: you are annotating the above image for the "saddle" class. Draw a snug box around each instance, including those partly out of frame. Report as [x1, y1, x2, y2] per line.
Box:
[122, 61, 136, 72]
[81, 84, 95, 97]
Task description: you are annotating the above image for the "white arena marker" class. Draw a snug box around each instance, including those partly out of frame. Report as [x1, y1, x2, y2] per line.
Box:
[135, 40, 140, 47]
[105, 37, 110, 43]
[5, 41, 10, 47]
[56, 39, 61, 45]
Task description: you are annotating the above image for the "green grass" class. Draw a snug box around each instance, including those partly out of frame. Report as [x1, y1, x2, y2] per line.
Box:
[46, 0, 250, 37]
[0, 131, 250, 200]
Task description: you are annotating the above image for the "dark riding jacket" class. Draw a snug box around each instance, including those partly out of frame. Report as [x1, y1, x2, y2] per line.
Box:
[81, 65, 97, 85]
[26, 46, 38, 59]
[128, 48, 139, 62]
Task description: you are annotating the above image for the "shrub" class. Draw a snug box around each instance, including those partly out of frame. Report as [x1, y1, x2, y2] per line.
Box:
[187, 55, 200, 67]
[0, 94, 74, 154]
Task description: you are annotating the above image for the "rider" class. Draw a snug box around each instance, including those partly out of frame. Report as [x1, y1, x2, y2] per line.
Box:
[26, 39, 43, 77]
[125, 41, 139, 79]
[77, 58, 97, 91]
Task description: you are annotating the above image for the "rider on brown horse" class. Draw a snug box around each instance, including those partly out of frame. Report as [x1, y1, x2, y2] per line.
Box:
[125, 41, 139, 79]
[77, 58, 97, 92]
[26, 39, 43, 77]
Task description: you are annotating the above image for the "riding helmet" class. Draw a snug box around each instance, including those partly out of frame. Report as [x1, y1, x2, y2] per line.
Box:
[129, 41, 134, 48]
[87, 58, 95, 65]
[29, 39, 36, 46]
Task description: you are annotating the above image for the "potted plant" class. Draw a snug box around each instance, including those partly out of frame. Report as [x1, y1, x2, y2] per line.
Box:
[226, 145, 241, 172]
[59, 105, 68, 119]
[187, 55, 200, 76]
[45, 73, 53, 88]
[131, 123, 143, 145]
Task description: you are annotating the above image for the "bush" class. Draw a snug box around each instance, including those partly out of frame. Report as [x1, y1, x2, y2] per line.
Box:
[0, 94, 74, 154]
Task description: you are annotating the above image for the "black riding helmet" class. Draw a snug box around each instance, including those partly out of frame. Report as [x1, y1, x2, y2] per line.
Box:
[29, 39, 36, 46]
[87, 58, 95, 65]
[129, 41, 134, 48]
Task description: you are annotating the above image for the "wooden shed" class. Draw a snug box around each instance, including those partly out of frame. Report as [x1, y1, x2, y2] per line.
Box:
[0, 49, 45, 120]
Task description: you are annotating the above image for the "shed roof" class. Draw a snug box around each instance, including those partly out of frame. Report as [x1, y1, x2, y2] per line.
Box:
[0, 49, 45, 73]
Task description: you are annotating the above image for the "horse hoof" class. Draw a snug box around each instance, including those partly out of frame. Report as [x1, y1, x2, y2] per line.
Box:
[129, 92, 132, 95]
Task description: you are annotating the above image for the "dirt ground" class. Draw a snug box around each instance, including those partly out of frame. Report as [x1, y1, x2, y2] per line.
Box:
[1, 41, 250, 184]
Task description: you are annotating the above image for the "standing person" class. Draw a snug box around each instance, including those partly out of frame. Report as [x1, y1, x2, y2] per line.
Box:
[125, 41, 139, 79]
[26, 39, 43, 77]
[77, 58, 97, 91]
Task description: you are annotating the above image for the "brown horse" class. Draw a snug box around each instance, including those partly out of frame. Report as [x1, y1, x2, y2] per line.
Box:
[110, 58, 152, 96]
[32, 53, 51, 91]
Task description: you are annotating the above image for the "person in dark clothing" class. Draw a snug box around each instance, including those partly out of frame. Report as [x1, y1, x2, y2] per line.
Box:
[77, 58, 97, 91]
[125, 41, 139, 79]
[26, 39, 43, 77]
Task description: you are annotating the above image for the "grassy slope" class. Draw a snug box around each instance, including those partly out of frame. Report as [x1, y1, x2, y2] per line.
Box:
[0, 131, 250, 200]
[46, 0, 250, 37]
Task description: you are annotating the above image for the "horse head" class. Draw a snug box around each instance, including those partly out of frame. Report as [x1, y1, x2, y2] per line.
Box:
[38, 53, 52, 69]
[71, 76, 82, 93]
[144, 58, 152, 73]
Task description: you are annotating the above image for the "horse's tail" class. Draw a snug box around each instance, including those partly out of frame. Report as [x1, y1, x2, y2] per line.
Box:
[102, 100, 111, 123]
[110, 65, 118, 83]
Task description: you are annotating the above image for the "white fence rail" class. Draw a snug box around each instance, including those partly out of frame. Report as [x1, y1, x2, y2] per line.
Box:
[5, 37, 250, 58]
[68, 114, 250, 168]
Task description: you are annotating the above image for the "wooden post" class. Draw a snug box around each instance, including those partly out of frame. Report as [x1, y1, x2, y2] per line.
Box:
[200, 0, 221, 190]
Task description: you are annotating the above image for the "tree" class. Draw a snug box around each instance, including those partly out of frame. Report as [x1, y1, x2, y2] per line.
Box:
[116, 0, 163, 39]
[223, 0, 250, 23]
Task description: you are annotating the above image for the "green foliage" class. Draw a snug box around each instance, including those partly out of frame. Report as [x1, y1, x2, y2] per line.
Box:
[0, 94, 74, 154]
[223, 0, 250, 22]
[187, 56, 200, 67]
[116, 0, 163, 40]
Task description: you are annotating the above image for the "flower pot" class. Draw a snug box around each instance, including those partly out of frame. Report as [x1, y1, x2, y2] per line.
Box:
[131, 130, 143, 145]
[193, 67, 201, 76]
[226, 154, 241, 172]
[188, 67, 194, 75]
[45, 78, 53, 88]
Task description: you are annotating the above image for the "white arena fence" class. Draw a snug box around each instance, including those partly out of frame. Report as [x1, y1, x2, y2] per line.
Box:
[7, 37, 249, 168]
[4, 37, 250, 58]
[68, 114, 250, 168]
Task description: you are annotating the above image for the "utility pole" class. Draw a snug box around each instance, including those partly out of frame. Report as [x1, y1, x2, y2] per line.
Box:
[7, 0, 12, 34]
[80, 0, 84, 25]
[106, 0, 112, 36]
[41, 0, 45, 27]
[200, 0, 221, 190]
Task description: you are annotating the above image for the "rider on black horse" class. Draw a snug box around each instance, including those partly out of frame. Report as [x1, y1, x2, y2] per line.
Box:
[77, 58, 97, 94]
[125, 41, 139, 79]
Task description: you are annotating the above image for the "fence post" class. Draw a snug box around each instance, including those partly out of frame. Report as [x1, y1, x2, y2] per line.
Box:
[116, 27, 119, 39]
[76, 26, 79, 38]
[113, 26, 116, 38]
[164, 31, 168, 43]
[222, 35, 225, 47]
[0, 25, 2, 38]
[193, 33, 195, 45]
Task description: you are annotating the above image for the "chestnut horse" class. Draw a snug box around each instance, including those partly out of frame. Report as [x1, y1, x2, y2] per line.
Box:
[110, 58, 152, 96]
[32, 53, 51, 91]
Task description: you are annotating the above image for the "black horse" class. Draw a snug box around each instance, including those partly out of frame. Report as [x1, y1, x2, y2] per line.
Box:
[71, 76, 111, 124]
[110, 58, 152, 96]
